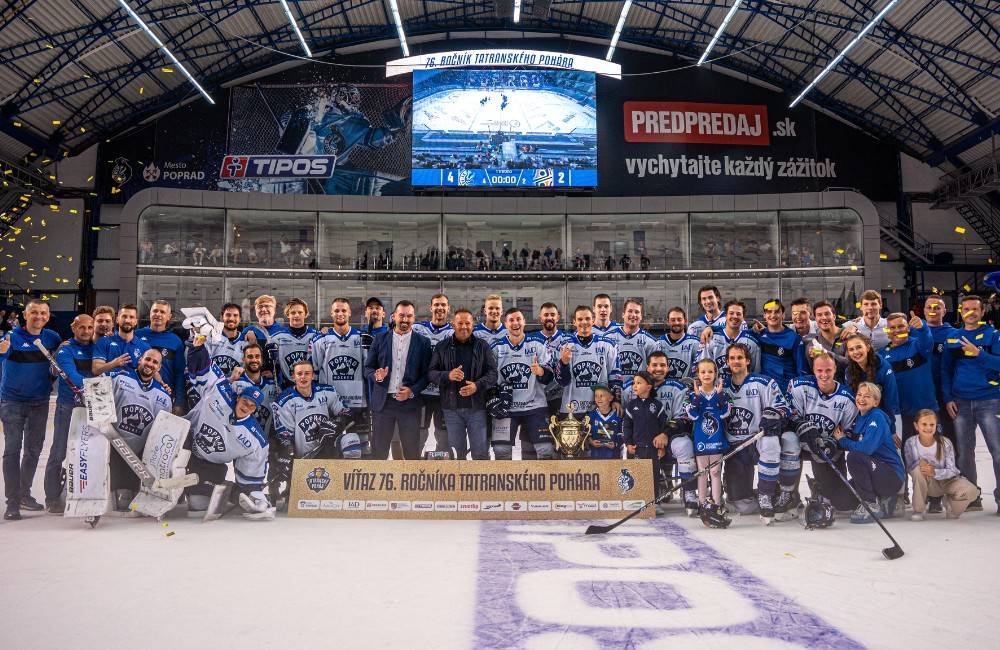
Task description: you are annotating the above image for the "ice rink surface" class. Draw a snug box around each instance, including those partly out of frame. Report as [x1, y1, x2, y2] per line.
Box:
[3, 405, 1000, 650]
[413, 89, 595, 134]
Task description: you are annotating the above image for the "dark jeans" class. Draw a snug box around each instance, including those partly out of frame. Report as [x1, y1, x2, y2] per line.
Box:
[372, 397, 422, 460]
[635, 446, 665, 498]
[1, 398, 50, 507]
[723, 443, 759, 502]
[846, 452, 904, 503]
[808, 456, 859, 511]
[421, 394, 448, 453]
[44, 400, 75, 502]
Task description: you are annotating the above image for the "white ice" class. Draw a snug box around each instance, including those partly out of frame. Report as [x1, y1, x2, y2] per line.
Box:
[413, 89, 595, 134]
[3, 401, 999, 649]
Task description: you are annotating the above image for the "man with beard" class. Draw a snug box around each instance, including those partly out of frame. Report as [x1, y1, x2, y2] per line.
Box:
[802, 300, 848, 373]
[721, 343, 790, 523]
[43, 315, 95, 513]
[605, 299, 657, 377]
[206, 303, 246, 376]
[311, 298, 368, 430]
[698, 300, 760, 377]
[105, 348, 171, 513]
[412, 294, 454, 455]
[556, 306, 621, 415]
[92, 306, 115, 340]
[92, 304, 151, 376]
[231, 344, 280, 498]
[592, 294, 620, 336]
[474, 294, 507, 346]
[657, 307, 699, 380]
[686, 286, 725, 340]
[364, 297, 389, 335]
[529, 302, 569, 419]
[136, 300, 186, 413]
[492, 308, 554, 460]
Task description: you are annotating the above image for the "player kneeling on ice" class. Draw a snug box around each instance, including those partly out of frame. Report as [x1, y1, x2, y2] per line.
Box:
[720, 343, 790, 524]
[185, 336, 274, 520]
[904, 409, 978, 520]
[682, 359, 733, 528]
[272, 361, 358, 494]
[831, 382, 906, 524]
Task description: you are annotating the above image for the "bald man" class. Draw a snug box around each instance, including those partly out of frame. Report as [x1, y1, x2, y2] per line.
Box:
[43, 314, 96, 513]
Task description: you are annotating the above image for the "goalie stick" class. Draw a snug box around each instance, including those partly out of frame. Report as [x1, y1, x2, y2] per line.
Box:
[585, 430, 766, 535]
[33, 339, 198, 491]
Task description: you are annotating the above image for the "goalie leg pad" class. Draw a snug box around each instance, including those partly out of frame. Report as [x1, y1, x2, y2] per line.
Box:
[670, 436, 696, 479]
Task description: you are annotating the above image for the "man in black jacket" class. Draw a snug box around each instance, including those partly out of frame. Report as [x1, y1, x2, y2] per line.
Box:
[428, 309, 498, 460]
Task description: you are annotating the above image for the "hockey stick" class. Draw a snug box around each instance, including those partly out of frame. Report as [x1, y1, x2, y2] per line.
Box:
[585, 430, 765, 535]
[817, 450, 904, 560]
[33, 339, 197, 491]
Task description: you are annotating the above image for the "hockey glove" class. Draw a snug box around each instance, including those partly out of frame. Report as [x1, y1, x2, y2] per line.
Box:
[760, 407, 785, 437]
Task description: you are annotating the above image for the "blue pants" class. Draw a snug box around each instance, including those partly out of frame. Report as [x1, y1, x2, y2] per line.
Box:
[1, 399, 50, 507]
[443, 408, 489, 460]
[846, 452, 903, 503]
[44, 400, 75, 503]
[372, 398, 422, 460]
[492, 408, 552, 460]
[954, 398, 1000, 500]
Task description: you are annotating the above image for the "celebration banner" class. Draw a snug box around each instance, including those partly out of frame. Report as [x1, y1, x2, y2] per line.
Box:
[288, 460, 655, 520]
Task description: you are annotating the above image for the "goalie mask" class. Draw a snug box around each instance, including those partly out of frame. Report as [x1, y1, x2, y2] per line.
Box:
[335, 84, 361, 111]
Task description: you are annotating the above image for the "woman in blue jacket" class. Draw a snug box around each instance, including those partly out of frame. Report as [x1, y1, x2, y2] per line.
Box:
[834, 381, 906, 524]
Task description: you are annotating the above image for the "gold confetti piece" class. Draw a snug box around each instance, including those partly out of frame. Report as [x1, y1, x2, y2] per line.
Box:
[130, 503, 138, 511]
[963, 284, 972, 292]
[955, 226, 966, 234]
[855, 302, 862, 309]
[12, 121, 21, 127]
[990, 381, 999, 386]
[764, 301, 778, 310]
[849, 265, 858, 271]
[69, 209, 77, 214]
[42, 266, 49, 271]
[51, 119, 60, 126]
[161, 67, 174, 72]
[86, 175, 93, 182]
[898, 332, 908, 338]
[976, 333, 984, 340]
[947, 338, 958, 343]
[18, 261, 26, 266]
[139, 87, 144, 95]
[882, 327, 890, 332]
[165, 531, 175, 537]
[161, 522, 168, 528]
[835, 248, 845, 254]
[784, 552, 795, 558]
[79, 127, 86, 133]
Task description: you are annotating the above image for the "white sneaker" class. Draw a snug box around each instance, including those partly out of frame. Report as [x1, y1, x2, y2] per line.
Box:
[910, 513, 924, 521]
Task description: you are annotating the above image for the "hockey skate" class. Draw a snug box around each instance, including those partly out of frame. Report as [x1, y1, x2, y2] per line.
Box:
[757, 490, 775, 525]
[773, 488, 800, 521]
[683, 489, 700, 517]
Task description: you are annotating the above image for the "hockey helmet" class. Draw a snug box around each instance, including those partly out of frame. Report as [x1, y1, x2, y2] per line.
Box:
[804, 498, 835, 529]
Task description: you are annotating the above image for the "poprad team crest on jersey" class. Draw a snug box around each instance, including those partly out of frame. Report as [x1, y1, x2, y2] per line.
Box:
[573, 360, 603, 387]
[327, 355, 359, 380]
[500, 362, 532, 390]
[195, 424, 226, 454]
[119, 403, 153, 436]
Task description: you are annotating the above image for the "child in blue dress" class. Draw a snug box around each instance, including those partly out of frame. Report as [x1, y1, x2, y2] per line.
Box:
[683, 359, 732, 522]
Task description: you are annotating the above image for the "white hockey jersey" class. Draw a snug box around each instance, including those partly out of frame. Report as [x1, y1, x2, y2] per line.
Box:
[272, 383, 348, 456]
[310, 327, 367, 408]
[412, 320, 454, 396]
[656, 333, 700, 379]
[621, 377, 687, 420]
[686, 312, 726, 340]
[592, 321, 621, 337]
[187, 364, 269, 487]
[605, 326, 657, 376]
[473, 322, 507, 347]
[528, 329, 570, 403]
[108, 368, 172, 451]
[701, 330, 761, 376]
[723, 373, 789, 442]
[492, 335, 553, 412]
[232, 374, 278, 436]
[206, 334, 246, 376]
[555, 334, 621, 414]
[787, 376, 859, 440]
[270, 327, 318, 385]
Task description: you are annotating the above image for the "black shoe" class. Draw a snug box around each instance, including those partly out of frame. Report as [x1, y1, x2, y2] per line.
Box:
[967, 497, 983, 512]
[927, 496, 943, 514]
[46, 500, 64, 515]
[4, 505, 21, 520]
[20, 495, 44, 511]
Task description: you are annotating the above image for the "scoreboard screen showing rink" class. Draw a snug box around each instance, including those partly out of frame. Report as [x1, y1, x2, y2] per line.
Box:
[288, 460, 655, 520]
[410, 68, 598, 188]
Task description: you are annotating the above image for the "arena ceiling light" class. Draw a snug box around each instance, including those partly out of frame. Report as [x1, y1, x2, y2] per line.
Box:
[514, 0, 522, 22]
[386, 0, 410, 57]
[605, 0, 633, 61]
[116, 0, 214, 104]
[697, 0, 744, 66]
[790, 0, 901, 108]
[277, 0, 312, 57]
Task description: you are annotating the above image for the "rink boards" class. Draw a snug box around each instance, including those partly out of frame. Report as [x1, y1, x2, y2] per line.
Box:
[288, 459, 655, 520]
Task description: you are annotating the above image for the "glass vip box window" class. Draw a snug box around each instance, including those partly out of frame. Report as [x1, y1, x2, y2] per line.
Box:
[445, 214, 564, 271]
[138, 207, 225, 267]
[320, 213, 439, 270]
[227, 210, 316, 268]
[137, 272, 226, 317]
[690, 211, 778, 269]
[568, 214, 688, 271]
[411, 69, 597, 188]
[779, 209, 862, 268]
